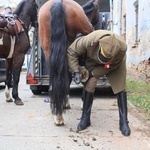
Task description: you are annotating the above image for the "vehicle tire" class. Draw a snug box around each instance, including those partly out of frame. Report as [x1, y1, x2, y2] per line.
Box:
[30, 85, 43, 95]
[31, 89, 42, 95]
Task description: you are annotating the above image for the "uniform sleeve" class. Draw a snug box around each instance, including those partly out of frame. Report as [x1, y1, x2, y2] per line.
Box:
[67, 37, 87, 72]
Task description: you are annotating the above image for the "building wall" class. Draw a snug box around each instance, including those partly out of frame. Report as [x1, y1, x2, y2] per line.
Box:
[110, 0, 150, 83]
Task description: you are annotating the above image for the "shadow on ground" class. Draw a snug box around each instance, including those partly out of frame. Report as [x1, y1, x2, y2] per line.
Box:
[29, 86, 116, 100]
[69, 87, 116, 99]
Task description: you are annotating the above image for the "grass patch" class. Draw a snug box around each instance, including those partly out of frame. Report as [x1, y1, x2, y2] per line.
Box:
[126, 78, 150, 117]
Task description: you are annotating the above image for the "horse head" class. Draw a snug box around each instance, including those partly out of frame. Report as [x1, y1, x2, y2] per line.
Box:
[13, 0, 38, 29]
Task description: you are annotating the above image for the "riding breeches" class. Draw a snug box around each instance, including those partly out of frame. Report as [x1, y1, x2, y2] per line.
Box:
[83, 77, 98, 93]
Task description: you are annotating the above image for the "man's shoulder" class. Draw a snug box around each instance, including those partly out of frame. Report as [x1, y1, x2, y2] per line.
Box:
[90, 30, 113, 35]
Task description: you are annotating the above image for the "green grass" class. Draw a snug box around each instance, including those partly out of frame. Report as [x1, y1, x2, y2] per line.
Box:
[126, 79, 150, 117]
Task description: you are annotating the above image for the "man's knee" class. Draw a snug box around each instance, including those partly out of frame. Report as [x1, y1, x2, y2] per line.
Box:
[84, 77, 98, 93]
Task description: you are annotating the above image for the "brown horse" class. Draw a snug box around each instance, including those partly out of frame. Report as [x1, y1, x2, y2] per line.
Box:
[38, 0, 99, 125]
[0, 0, 38, 105]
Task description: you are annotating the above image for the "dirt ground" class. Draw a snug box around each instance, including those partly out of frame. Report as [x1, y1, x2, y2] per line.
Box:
[0, 73, 150, 150]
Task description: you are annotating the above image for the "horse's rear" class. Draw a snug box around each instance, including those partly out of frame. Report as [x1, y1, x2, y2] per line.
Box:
[38, 0, 93, 125]
[39, 0, 93, 60]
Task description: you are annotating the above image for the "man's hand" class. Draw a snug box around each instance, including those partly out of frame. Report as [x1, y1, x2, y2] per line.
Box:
[73, 72, 81, 84]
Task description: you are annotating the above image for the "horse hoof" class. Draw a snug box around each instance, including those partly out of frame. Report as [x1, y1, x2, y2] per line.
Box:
[14, 100, 24, 105]
[66, 105, 71, 109]
[6, 99, 13, 102]
[54, 122, 64, 126]
[54, 119, 64, 126]
[64, 105, 71, 109]
[54, 116, 64, 126]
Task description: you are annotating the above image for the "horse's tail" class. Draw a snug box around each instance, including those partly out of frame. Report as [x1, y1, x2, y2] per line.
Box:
[50, 0, 68, 115]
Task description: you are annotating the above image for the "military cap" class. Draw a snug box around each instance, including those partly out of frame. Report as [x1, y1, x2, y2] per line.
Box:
[98, 34, 121, 63]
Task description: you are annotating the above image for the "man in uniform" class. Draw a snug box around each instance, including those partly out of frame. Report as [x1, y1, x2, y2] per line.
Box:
[67, 30, 131, 136]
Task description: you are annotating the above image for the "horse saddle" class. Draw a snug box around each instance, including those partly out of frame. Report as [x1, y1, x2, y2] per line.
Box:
[0, 15, 22, 36]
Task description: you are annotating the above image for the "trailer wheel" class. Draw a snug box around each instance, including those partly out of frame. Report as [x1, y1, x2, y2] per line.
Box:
[31, 89, 42, 95]
[30, 85, 42, 95]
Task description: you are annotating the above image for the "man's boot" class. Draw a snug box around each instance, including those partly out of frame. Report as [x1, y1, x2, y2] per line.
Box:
[117, 91, 131, 136]
[77, 90, 94, 130]
[80, 89, 85, 110]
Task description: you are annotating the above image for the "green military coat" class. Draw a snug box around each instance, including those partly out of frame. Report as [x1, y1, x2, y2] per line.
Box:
[67, 30, 127, 94]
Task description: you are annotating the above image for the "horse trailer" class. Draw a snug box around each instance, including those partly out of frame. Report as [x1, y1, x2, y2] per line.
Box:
[26, 0, 111, 94]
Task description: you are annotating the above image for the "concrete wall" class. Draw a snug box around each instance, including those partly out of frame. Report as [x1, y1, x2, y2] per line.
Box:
[110, 0, 150, 83]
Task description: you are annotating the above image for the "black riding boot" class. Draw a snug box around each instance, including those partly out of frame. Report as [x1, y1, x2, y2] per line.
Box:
[81, 89, 85, 102]
[77, 90, 94, 130]
[117, 91, 131, 136]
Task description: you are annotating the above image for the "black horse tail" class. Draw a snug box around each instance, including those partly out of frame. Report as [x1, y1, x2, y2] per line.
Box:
[50, 0, 68, 115]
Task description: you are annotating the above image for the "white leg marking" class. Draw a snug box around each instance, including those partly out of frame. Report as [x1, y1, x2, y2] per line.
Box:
[65, 95, 71, 108]
[54, 113, 64, 125]
[5, 85, 11, 100]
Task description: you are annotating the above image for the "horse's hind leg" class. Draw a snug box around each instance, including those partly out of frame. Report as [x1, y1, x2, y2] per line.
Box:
[12, 55, 24, 105]
[5, 59, 13, 102]
[64, 95, 71, 109]
[64, 72, 72, 109]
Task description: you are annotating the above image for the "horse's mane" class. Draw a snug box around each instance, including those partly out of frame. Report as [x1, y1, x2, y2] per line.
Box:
[82, 0, 95, 14]
[13, 0, 26, 15]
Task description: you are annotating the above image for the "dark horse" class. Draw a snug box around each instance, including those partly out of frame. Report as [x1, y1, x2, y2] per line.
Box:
[0, 0, 38, 105]
[38, 0, 99, 125]
[82, 0, 99, 29]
